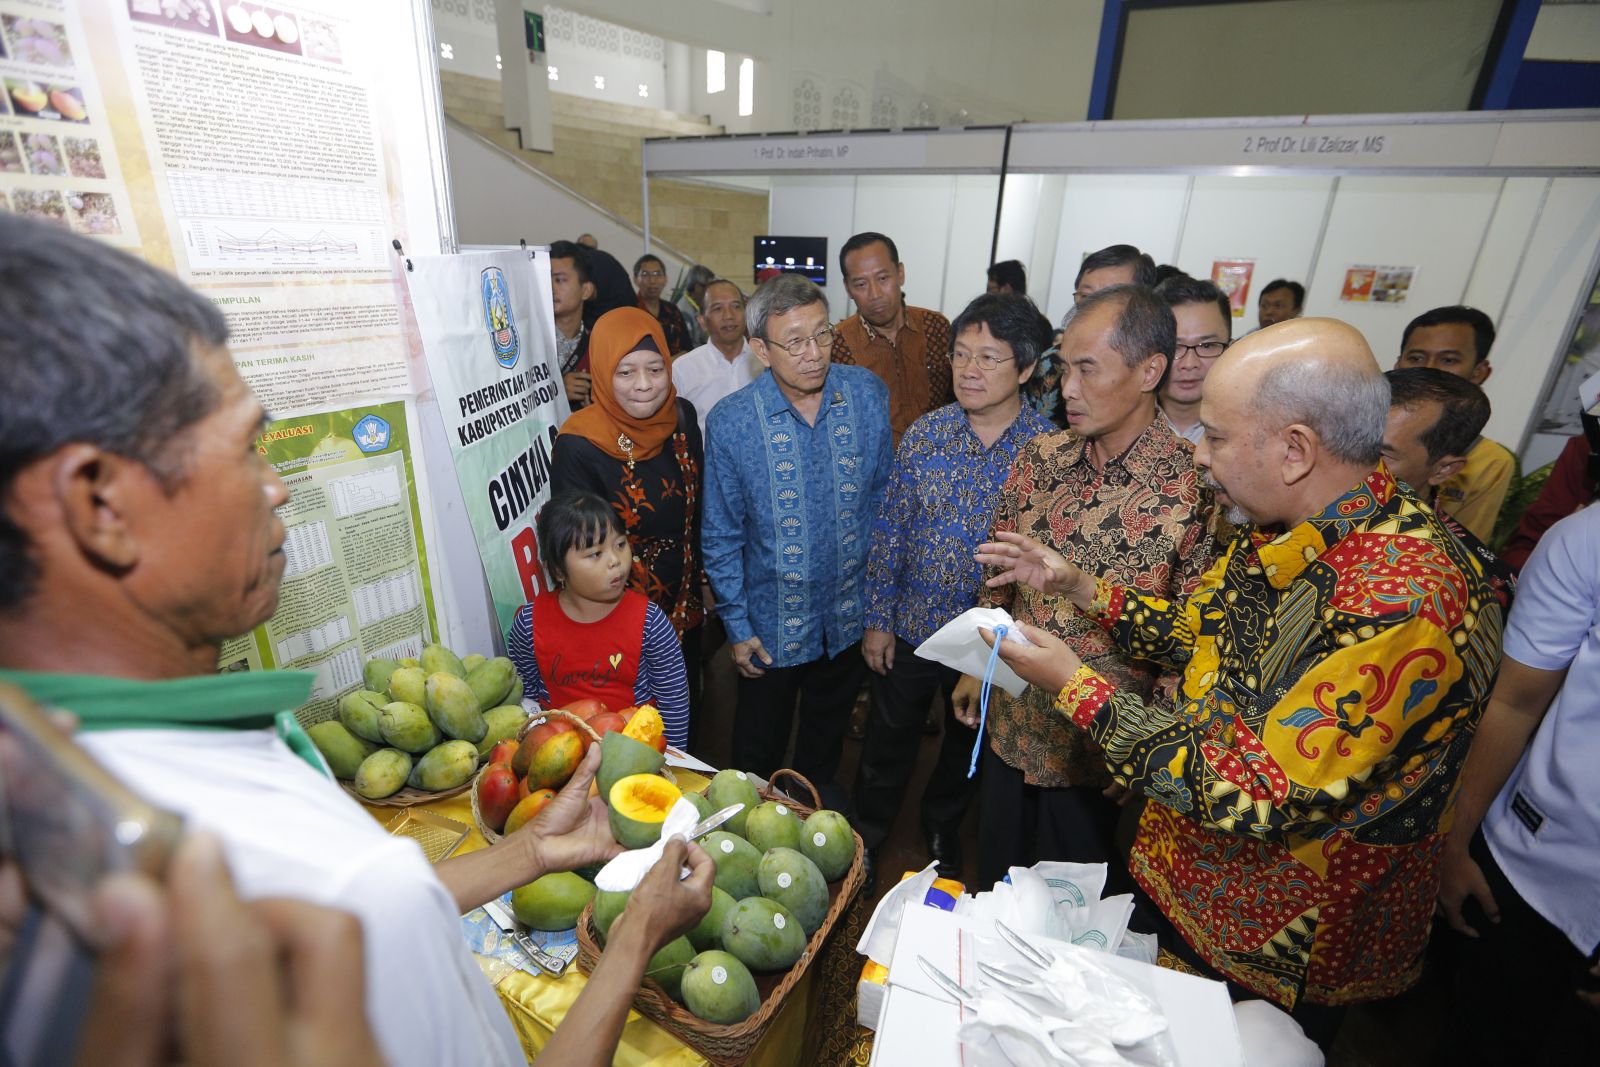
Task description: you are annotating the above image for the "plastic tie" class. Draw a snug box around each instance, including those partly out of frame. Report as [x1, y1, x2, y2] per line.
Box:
[968, 623, 1008, 778]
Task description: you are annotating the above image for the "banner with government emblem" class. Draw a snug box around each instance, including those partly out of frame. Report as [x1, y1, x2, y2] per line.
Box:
[405, 248, 570, 636]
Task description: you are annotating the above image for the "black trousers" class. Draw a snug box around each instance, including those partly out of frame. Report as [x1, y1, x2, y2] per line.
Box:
[1432, 828, 1600, 1065]
[975, 742, 1129, 894]
[732, 641, 866, 812]
[851, 638, 978, 851]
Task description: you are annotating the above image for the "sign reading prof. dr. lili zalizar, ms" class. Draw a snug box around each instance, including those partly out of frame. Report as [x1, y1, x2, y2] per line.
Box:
[406, 249, 570, 635]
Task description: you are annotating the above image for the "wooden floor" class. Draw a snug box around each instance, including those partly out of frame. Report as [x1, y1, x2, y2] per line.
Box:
[690, 634, 1447, 1066]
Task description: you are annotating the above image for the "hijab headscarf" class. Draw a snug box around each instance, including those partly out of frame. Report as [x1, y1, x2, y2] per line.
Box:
[559, 306, 679, 462]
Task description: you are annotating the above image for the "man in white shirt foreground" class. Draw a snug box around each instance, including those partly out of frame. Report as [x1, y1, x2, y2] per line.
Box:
[0, 214, 713, 1067]
[671, 278, 760, 437]
[1434, 503, 1600, 1063]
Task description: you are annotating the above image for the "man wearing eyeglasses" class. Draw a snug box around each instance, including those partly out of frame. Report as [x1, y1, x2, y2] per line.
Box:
[702, 274, 892, 809]
[832, 231, 953, 446]
[952, 284, 1215, 890]
[1155, 275, 1233, 446]
[634, 253, 692, 355]
[854, 292, 1054, 883]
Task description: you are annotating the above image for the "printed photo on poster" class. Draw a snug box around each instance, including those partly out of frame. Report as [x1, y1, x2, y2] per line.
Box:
[1371, 266, 1416, 303]
[1341, 266, 1376, 302]
[1210, 259, 1255, 318]
[1341, 264, 1416, 304]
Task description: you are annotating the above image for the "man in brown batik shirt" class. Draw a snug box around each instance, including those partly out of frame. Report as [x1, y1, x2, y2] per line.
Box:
[953, 284, 1214, 889]
[831, 231, 953, 446]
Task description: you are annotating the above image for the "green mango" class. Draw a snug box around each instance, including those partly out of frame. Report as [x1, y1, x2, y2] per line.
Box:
[406, 740, 479, 791]
[477, 705, 529, 757]
[757, 848, 829, 935]
[307, 720, 377, 780]
[386, 666, 426, 706]
[706, 769, 761, 838]
[378, 701, 441, 753]
[420, 642, 467, 679]
[681, 950, 760, 1025]
[506, 671, 525, 705]
[745, 800, 803, 854]
[338, 689, 388, 744]
[800, 809, 856, 882]
[686, 886, 737, 952]
[424, 672, 487, 743]
[397, 656, 421, 669]
[645, 936, 697, 1002]
[682, 790, 716, 824]
[592, 888, 630, 944]
[461, 653, 488, 672]
[362, 658, 400, 695]
[512, 871, 596, 931]
[466, 657, 516, 712]
[595, 731, 665, 802]
[354, 748, 412, 799]
[721, 896, 805, 973]
[702, 831, 761, 901]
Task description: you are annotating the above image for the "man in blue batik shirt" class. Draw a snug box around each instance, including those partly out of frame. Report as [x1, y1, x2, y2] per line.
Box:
[703, 274, 891, 809]
[855, 293, 1054, 878]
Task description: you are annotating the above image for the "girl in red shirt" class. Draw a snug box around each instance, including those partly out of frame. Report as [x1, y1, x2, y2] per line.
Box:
[507, 489, 690, 748]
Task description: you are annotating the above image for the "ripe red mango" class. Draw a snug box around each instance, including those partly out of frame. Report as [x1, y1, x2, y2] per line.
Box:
[564, 698, 608, 721]
[513, 717, 580, 776]
[476, 764, 522, 832]
[486, 740, 519, 768]
[586, 711, 626, 737]
[503, 788, 558, 835]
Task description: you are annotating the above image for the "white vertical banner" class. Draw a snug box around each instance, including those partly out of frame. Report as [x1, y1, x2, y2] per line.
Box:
[405, 248, 570, 639]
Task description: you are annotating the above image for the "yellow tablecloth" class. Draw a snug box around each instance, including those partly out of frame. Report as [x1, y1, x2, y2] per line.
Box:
[364, 772, 813, 1066]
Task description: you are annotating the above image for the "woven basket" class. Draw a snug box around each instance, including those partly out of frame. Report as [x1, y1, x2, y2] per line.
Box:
[342, 777, 472, 808]
[471, 708, 597, 843]
[575, 768, 865, 1066]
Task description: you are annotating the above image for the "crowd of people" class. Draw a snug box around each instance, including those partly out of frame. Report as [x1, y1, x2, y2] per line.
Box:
[2, 210, 1596, 1065]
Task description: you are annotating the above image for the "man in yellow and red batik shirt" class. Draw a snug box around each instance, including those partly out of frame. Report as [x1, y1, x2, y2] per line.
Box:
[971, 318, 1501, 1051]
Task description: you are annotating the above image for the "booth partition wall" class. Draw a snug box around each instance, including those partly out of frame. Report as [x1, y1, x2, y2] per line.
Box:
[643, 112, 1600, 463]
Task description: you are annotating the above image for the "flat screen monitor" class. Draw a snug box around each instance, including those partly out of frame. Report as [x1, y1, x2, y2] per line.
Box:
[754, 236, 827, 286]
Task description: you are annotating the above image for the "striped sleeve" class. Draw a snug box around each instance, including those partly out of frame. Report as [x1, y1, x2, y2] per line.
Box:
[635, 601, 690, 749]
[505, 604, 551, 707]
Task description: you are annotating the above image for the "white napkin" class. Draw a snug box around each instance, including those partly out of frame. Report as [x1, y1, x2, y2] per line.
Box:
[957, 943, 1177, 1067]
[914, 607, 1031, 697]
[857, 861, 939, 967]
[1234, 1001, 1324, 1067]
[593, 797, 701, 893]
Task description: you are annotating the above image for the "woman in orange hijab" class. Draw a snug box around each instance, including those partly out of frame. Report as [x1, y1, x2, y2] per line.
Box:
[551, 307, 706, 730]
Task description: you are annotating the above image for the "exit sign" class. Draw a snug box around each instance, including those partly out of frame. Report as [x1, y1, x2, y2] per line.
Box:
[524, 10, 545, 53]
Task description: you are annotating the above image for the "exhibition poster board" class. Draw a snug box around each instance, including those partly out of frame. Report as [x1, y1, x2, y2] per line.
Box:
[0, 0, 457, 712]
[406, 248, 570, 638]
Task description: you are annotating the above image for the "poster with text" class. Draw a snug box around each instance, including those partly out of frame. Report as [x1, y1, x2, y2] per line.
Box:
[217, 400, 440, 727]
[0, 0, 430, 416]
[1210, 259, 1254, 318]
[406, 249, 570, 638]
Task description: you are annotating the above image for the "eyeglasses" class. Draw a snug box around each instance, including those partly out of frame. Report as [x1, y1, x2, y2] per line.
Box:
[636, 270, 666, 280]
[763, 324, 837, 357]
[1174, 340, 1229, 361]
[949, 349, 1016, 371]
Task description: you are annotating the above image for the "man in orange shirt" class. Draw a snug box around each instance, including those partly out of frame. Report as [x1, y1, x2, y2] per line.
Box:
[831, 232, 953, 445]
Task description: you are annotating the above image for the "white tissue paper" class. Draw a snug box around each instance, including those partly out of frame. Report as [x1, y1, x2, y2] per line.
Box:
[857, 861, 940, 967]
[1234, 1001, 1324, 1067]
[952, 864, 1134, 954]
[956, 939, 1177, 1067]
[914, 607, 1031, 697]
[593, 796, 701, 892]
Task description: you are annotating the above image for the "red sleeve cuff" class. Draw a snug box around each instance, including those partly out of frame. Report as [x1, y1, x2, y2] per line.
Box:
[1053, 666, 1115, 728]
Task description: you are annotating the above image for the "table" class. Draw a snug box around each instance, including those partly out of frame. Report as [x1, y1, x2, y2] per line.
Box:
[363, 769, 865, 1066]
